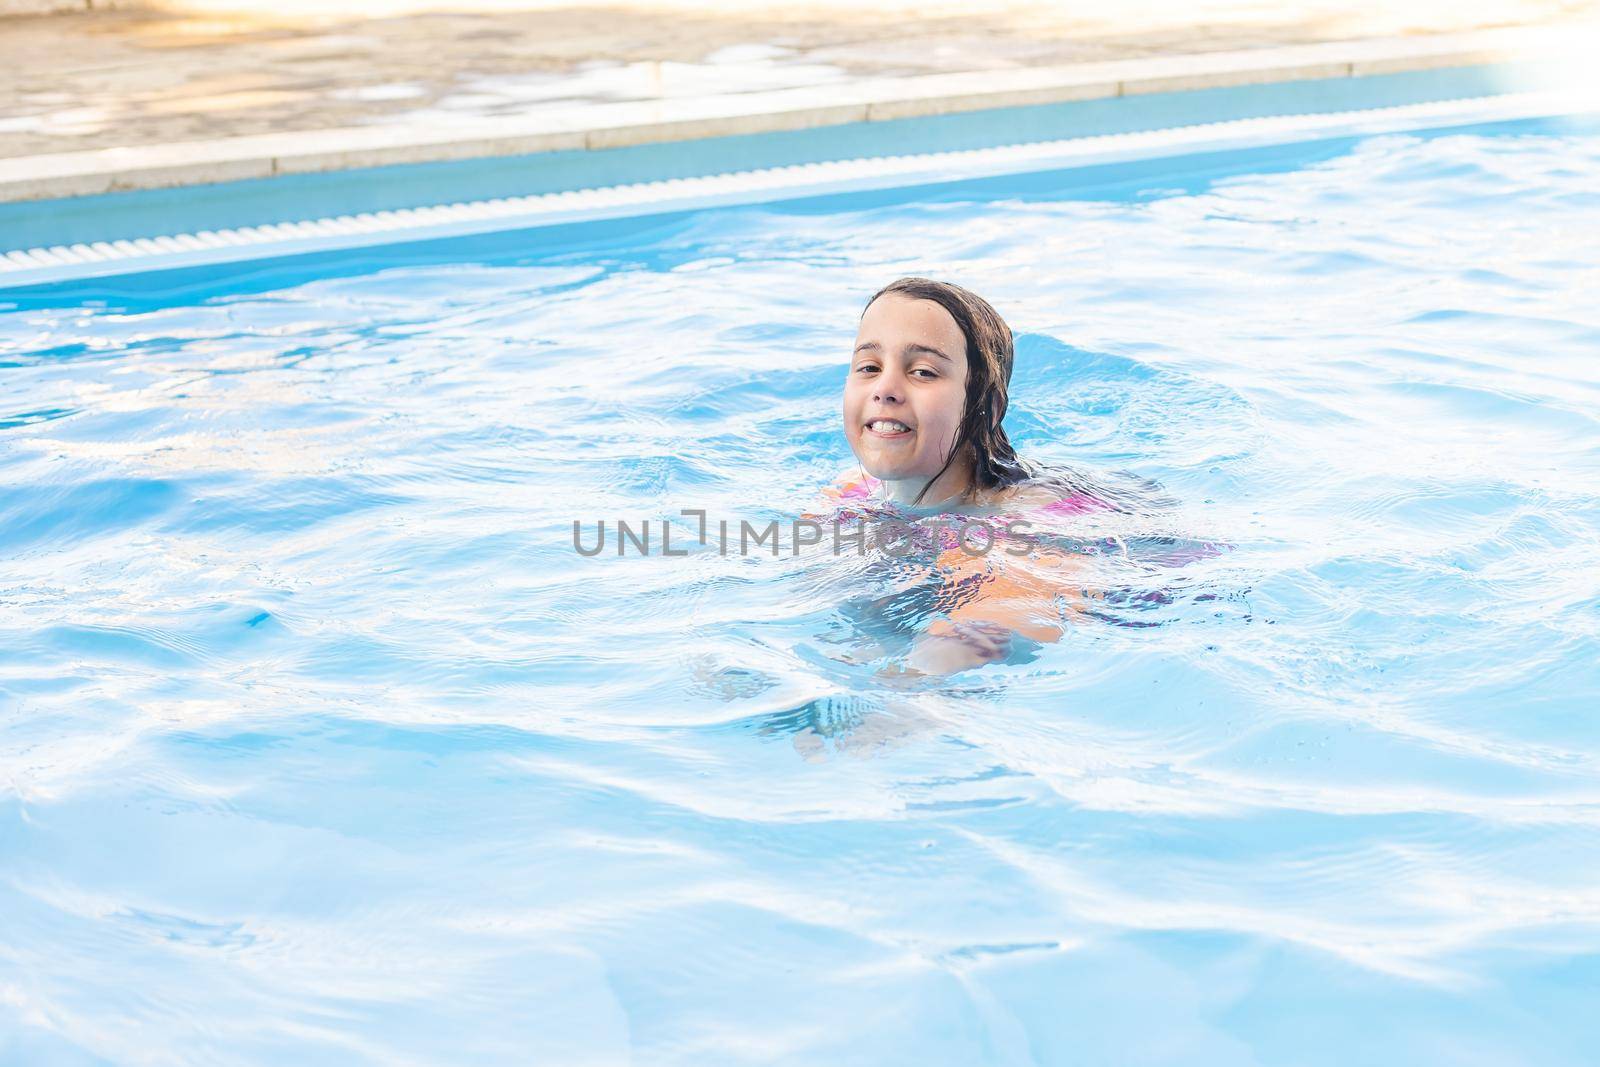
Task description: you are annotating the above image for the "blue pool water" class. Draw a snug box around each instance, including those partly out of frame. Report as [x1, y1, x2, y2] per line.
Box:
[3, 117, 1600, 1065]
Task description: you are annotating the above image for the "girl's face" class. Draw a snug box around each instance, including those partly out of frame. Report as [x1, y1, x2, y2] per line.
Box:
[843, 292, 970, 484]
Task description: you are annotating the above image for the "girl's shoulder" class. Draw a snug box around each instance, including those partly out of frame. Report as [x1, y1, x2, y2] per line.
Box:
[819, 469, 880, 504]
[980, 478, 1114, 520]
[803, 469, 881, 520]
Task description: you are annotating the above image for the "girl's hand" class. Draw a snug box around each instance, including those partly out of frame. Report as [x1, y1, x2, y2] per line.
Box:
[902, 619, 1013, 676]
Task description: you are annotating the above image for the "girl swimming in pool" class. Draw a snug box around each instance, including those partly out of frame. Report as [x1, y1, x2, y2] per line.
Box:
[840, 275, 1089, 510]
[825, 276, 1125, 676]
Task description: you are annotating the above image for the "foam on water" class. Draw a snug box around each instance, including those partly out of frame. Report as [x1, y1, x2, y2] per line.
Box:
[2, 117, 1599, 1065]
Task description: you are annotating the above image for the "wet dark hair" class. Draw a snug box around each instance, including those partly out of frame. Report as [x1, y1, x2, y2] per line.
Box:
[862, 277, 1034, 506]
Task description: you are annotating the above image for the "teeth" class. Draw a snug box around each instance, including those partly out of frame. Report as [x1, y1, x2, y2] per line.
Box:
[868, 420, 910, 433]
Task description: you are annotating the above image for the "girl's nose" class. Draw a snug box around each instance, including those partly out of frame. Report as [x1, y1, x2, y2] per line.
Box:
[872, 370, 905, 404]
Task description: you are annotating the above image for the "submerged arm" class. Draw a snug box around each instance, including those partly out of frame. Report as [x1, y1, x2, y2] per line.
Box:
[897, 544, 1089, 676]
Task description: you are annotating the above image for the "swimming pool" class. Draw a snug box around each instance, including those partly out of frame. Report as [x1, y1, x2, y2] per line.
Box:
[3, 104, 1599, 1064]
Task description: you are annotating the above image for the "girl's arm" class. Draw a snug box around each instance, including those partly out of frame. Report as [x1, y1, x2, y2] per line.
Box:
[899, 545, 1091, 676]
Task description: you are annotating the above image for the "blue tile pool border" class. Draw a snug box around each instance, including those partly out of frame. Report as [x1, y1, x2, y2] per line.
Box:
[1, 60, 1595, 293]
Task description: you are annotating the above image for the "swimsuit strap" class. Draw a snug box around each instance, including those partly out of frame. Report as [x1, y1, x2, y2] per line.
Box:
[820, 472, 1108, 522]
[1033, 492, 1108, 518]
[819, 471, 881, 503]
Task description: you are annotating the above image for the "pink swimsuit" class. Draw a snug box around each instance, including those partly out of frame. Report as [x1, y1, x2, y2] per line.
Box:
[813, 472, 1115, 555]
[820, 472, 1109, 518]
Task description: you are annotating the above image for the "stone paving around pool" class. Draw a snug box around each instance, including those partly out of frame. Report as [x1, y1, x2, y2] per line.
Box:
[5, 0, 1598, 162]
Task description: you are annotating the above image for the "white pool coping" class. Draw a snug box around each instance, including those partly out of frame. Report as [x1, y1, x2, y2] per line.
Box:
[3, 88, 1592, 291]
[0, 24, 1588, 205]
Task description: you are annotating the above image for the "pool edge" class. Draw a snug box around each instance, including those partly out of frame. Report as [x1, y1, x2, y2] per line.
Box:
[1, 24, 1589, 205]
[3, 90, 1594, 293]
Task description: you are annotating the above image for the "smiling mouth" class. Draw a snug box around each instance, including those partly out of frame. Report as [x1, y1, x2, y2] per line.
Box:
[865, 418, 913, 437]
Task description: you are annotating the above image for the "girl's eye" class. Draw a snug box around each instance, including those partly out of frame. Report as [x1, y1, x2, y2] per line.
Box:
[913, 368, 938, 380]
[855, 363, 879, 374]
